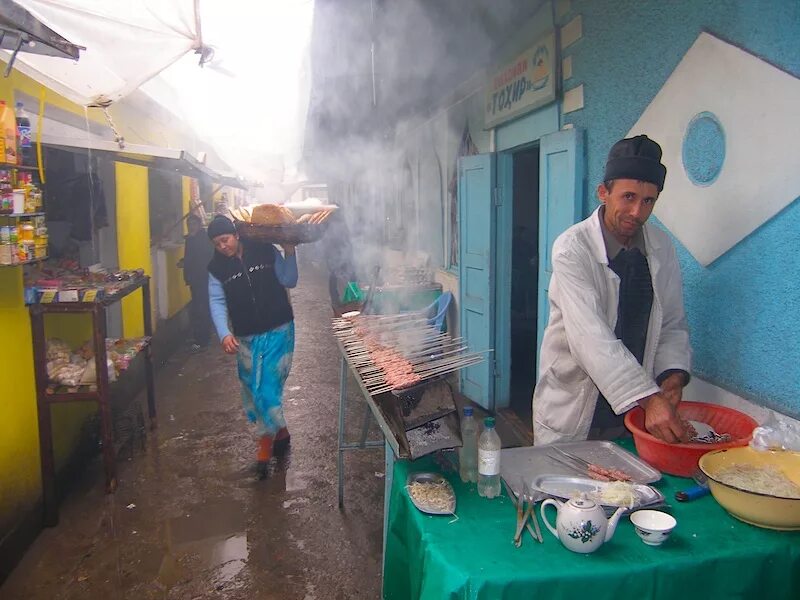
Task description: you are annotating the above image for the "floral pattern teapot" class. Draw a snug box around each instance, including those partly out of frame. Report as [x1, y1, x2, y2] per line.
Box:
[540, 495, 625, 553]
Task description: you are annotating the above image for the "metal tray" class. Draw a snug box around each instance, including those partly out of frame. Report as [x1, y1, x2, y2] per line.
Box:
[500, 441, 661, 499]
[530, 475, 665, 512]
[406, 472, 456, 515]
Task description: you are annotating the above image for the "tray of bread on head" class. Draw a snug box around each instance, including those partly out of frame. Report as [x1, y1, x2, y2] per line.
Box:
[230, 203, 338, 245]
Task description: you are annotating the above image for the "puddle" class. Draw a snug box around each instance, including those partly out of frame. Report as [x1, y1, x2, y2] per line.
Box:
[158, 501, 249, 588]
[284, 468, 308, 492]
[282, 497, 310, 510]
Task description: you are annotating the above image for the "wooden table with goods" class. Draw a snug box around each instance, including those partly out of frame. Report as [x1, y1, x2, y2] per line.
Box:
[29, 275, 155, 526]
[383, 438, 800, 600]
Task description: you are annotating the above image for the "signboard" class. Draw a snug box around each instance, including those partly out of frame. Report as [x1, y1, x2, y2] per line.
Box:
[485, 32, 556, 129]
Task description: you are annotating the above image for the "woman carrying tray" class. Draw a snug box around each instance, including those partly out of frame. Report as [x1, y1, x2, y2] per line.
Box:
[206, 215, 298, 479]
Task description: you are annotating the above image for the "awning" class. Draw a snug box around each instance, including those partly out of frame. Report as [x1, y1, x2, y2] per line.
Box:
[41, 132, 220, 180]
[2, 0, 199, 106]
[215, 172, 248, 190]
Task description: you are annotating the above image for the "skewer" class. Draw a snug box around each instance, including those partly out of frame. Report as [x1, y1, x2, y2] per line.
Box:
[363, 356, 486, 392]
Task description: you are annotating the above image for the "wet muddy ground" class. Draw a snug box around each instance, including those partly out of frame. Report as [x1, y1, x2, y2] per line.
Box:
[2, 265, 385, 599]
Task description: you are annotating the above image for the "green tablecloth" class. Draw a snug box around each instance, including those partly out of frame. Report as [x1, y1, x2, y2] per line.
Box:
[384, 444, 800, 600]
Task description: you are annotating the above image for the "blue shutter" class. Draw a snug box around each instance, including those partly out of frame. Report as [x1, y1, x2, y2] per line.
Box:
[537, 128, 585, 360]
[458, 153, 496, 409]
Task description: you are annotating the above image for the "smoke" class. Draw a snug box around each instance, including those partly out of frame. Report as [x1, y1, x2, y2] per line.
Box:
[304, 0, 543, 278]
[141, 0, 315, 183]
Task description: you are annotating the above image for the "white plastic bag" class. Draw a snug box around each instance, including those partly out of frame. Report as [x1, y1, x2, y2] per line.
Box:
[750, 411, 800, 452]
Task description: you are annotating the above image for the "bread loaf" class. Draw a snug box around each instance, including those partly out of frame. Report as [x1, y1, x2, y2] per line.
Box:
[250, 204, 296, 225]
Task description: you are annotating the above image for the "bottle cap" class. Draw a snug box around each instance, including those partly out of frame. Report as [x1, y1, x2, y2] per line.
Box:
[463, 406, 473, 416]
[484, 417, 495, 428]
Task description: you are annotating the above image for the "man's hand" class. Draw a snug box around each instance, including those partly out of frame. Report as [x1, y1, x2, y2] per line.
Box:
[638, 393, 690, 443]
[659, 372, 685, 408]
[280, 244, 296, 256]
[221, 334, 239, 354]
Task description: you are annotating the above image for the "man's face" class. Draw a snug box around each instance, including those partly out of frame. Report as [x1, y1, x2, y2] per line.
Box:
[212, 233, 240, 257]
[597, 179, 659, 243]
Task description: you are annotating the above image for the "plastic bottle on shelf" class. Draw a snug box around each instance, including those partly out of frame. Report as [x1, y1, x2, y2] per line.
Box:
[0, 101, 17, 165]
[458, 406, 479, 483]
[478, 417, 502, 498]
[15, 102, 32, 167]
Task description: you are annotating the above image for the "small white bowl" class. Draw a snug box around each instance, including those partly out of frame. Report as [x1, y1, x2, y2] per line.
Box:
[630, 510, 677, 546]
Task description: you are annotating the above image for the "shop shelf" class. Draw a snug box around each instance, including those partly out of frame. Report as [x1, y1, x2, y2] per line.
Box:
[0, 162, 40, 172]
[0, 256, 48, 267]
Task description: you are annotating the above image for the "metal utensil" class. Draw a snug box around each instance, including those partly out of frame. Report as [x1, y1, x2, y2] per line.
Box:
[523, 479, 543, 543]
[513, 478, 526, 547]
[502, 480, 539, 546]
[546, 451, 588, 476]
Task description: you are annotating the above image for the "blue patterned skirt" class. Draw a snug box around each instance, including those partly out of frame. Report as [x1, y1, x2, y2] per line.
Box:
[236, 322, 295, 437]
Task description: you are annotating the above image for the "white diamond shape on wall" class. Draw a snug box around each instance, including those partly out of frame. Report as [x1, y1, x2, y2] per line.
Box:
[628, 32, 800, 266]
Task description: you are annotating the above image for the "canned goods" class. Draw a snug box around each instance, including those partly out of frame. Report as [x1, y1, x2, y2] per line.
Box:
[19, 241, 34, 262]
[9, 226, 17, 244]
[0, 242, 12, 265]
[21, 223, 34, 242]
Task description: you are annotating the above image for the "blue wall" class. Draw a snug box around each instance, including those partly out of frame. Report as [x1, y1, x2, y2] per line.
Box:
[561, 0, 800, 417]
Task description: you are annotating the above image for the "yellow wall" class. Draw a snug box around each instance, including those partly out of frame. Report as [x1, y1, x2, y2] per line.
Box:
[0, 274, 94, 534]
[182, 176, 192, 235]
[166, 245, 192, 318]
[0, 269, 41, 532]
[115, 162, 154, 338]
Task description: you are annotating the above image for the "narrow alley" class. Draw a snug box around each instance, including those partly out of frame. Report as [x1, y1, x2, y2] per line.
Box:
[1, 264, 385, 600]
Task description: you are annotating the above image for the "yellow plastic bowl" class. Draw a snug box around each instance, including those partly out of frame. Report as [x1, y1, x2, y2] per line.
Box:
[698, 446, 800, 530]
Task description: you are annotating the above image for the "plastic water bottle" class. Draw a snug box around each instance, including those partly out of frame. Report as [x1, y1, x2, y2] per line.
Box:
[458, 406, 478, 483]
[478, 417, 501, 498]
[15, 103, 32, 167]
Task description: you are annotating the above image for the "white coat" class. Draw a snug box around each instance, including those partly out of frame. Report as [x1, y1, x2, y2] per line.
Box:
[532, 207, 691, 445]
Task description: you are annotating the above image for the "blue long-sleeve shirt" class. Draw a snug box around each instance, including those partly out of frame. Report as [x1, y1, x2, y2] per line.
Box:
[208, 247, 298, 341]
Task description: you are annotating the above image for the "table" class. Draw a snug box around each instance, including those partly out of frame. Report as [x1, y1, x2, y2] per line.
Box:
[384, 444, 800, 599]
[29, 276, 156, 526]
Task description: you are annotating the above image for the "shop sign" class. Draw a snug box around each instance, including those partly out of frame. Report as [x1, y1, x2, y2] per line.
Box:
[485, 32, 556, 128]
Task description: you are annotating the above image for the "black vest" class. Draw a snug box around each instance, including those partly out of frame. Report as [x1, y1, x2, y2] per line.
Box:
[207, 241, 294, 337]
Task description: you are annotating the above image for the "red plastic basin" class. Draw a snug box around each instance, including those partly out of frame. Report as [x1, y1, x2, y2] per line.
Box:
[624, 401, 758, 477]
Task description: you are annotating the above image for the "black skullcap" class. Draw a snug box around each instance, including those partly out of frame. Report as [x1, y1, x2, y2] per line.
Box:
[207, 215, 236, 239]
[603, 135, 667, 191]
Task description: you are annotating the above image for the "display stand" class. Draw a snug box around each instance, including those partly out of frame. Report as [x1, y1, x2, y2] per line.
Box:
[29, 275, 155, 526]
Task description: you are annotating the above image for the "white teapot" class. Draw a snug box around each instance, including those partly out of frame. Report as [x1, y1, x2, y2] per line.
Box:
[540, 496, 625, 553]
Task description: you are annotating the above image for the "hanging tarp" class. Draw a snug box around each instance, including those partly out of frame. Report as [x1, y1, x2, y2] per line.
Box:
[2, 0, 199, 106]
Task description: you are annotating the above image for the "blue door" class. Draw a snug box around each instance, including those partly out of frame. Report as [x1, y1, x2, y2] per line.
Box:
[537, 128, 585, 358]
[458, 153, 496, 409]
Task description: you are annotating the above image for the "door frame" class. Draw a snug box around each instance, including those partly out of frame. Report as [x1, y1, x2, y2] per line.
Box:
[493, 143, 539, 410]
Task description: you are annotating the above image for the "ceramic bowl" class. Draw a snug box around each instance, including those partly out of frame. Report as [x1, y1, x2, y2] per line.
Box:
[698, 446, 800, 530]
[630, 510, 676, 546]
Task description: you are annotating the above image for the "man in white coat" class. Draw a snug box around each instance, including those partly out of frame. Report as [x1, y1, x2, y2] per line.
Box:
[532, 135, 691, 445]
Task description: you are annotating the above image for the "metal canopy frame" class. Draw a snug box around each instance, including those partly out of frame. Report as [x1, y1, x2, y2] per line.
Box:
[0, 0, 83, 76]
[41, 134, 221, 180]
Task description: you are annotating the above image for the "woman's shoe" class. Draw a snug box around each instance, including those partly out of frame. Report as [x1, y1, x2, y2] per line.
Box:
[274, 428, 291, 456]
[256, 434, 273, 479]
